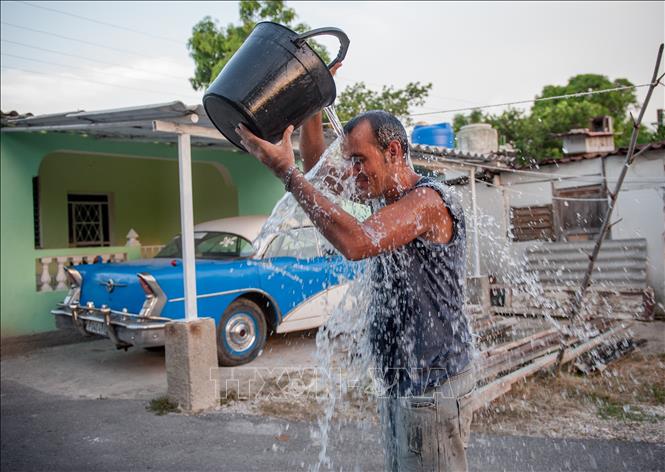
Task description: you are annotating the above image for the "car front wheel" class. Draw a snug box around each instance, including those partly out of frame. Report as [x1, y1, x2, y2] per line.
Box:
[216, 299, 267, 366]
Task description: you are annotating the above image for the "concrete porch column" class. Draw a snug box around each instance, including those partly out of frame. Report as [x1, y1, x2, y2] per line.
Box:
[165, 318, 218, 412]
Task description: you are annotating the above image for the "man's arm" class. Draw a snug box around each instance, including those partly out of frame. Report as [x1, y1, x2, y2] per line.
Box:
[298, 63, 342, 174]
[236, 124, 452, 261]
[286, 171, 451, 260]
[299, 112, 326, 173]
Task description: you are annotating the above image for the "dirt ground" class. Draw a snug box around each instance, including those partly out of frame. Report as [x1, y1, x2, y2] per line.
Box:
[217, 321, 665, 444]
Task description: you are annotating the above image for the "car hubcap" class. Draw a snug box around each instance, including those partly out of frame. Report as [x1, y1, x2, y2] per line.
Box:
[225, 313, 256, 353]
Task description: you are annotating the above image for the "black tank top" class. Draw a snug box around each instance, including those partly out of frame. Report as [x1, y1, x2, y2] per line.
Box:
[368, 176, 473, 396]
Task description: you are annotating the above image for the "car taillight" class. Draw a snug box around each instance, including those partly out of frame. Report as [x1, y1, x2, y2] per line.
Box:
[64, 267, 82, 287]
[138, 276, 153, 296]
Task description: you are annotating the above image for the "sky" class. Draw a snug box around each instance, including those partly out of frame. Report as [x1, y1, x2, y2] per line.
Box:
[1, 1, 664, 128]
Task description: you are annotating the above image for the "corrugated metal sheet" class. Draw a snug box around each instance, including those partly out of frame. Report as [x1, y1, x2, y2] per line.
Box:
[534, 141, 665, 166]
[410, 141, 665, 170]
[1, 101, 233, 148]
[0, 100, 338, 151]
[526, 238, 648, 289]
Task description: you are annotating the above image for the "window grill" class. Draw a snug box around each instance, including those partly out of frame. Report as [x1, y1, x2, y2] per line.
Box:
[67, 194, 110, 247]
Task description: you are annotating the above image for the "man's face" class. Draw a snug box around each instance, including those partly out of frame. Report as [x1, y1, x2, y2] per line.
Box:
[342, 121, 395, 202]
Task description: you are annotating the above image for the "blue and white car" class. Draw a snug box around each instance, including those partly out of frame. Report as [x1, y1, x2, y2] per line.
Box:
[51, 216, 357, 366]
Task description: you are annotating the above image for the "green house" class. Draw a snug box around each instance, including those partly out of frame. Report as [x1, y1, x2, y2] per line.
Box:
[1, 101, 287, 338]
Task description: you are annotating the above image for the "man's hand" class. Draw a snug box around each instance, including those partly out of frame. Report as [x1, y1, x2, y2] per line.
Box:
[236, 123, 296, 180]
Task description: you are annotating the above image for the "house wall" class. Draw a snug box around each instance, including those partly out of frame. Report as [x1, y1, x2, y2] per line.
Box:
[463, 150, 665, 305]
[607, 153, 665, 304]
[1, 132, 285, 337]
[39, 153, 237, 248]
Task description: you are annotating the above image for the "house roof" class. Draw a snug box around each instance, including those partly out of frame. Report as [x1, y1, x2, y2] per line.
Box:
[410, 140, 665, 175]
[552, 128, 614, 138]
[0, 101, 338, 152]
[534, 140, 665, 167]
[1, 101, 237, 148]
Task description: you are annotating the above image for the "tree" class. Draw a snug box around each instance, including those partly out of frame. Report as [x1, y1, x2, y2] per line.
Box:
[334, 81, 432, 125]
[452, 74, 653, 162]
[188, 1, 432, 123]
[187, 1, 329, 91]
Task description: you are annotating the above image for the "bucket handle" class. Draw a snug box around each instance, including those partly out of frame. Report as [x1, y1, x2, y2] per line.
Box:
[293, 27, 350, 71]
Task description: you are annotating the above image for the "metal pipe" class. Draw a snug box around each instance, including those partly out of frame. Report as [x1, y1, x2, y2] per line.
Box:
[177, 133, 198, 320]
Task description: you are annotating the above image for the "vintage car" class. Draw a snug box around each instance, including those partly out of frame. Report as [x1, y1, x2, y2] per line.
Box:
[52, 216, 358, 365]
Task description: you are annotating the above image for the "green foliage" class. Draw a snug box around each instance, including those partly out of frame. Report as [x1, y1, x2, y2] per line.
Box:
[147, 396, 180, 416]
[452, 74, 659, 162]
[188, 1, 431, 121]
[335, 81, 432, 125]
[187, 1, 330, 90]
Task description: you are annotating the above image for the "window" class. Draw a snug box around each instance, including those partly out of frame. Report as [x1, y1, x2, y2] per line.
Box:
[67, 194, 110, 247]
[553, 185, 608, 241]
[263, 228, 321, 259]
[155, 232, 254, 260]
[510, 205, 554, 242]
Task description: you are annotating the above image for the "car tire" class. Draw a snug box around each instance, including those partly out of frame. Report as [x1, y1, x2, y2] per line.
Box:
[216, 299, 267, 366]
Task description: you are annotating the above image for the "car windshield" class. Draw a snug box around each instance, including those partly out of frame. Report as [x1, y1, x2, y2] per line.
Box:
[155, 231, 255, 260]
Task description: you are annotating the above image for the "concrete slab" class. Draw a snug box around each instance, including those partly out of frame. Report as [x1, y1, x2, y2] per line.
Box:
[0, 330, 318, 401]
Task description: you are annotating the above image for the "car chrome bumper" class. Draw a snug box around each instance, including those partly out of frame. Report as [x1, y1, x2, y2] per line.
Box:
[51, 303, 169, 349]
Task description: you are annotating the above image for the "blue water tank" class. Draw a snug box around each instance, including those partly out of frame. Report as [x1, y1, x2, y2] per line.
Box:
[411, 122, 455, 148]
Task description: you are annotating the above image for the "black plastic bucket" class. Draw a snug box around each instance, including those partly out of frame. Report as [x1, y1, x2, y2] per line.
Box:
[203, 22, 349, 152]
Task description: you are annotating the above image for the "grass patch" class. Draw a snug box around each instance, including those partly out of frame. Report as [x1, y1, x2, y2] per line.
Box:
[591, 394, 662, 423]
[649, 385, 665, 405]
[219, 389, 239, 407]
[147, 396, 180, 416]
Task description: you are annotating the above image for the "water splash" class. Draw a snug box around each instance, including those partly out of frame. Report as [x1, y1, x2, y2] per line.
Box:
[324, 104, 344, 137]
[252, 108, 623, 470]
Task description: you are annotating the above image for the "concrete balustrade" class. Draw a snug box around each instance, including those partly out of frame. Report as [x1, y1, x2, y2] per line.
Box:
[140, 245, 165, 259]
[34, 230, 146, 291]
[36, 249, 135, 292]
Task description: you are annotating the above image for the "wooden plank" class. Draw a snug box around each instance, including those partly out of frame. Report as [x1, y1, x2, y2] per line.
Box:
[483, 328, 559, 356]
[464, 322, 631, 411]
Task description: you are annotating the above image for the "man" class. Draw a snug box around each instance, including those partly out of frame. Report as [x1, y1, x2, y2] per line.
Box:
[236, 107, 475, 471]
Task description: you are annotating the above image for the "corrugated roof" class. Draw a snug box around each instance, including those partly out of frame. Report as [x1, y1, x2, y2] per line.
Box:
[0, 100, 338, 151]
[1, 101, 235, 148]
[410, 140, 665, 173]
[552, 129, 614, 137]
[410, 143, 517, 165]
[534, 141, 665, 167]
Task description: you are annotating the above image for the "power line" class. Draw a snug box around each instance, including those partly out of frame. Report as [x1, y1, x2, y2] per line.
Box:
[1, 21, 183, 64]
[17, 0, 182, 44]
[323, 82, 659, 129]
[1, 38, 191, 81]
[475, 177, 613, 202]
[0, 53, 200, 99]
[1, 65, 201, 100]
[408, 83, 654, 117]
